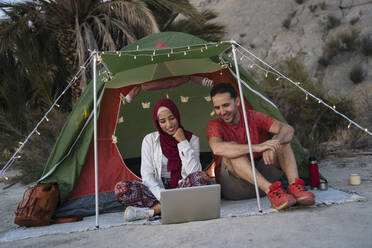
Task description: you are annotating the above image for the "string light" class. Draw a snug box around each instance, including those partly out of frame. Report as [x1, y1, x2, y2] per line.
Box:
[1, 53, 95, 177]
[318, 100, 322, 104]
[348, 123, 352, 129]
[168, 53, 170, 57]
[4, 176, 9, 181]
[297, 82, 301, 85]
[180, 96, 189, 103]
[265, 71, 268, 78]
[365, 128, 368, 132]
[18, 141, 23, 145]
[153, 50, 156, 56]
[171, 48, 174, 54]
[136, 45, 139, 51]
[240, 56, 243, 61]
[187, 46, 190, 50]
[205, 44, 208, 50]
[306, 94, 308, 100]
[141, 102, 150, 109]
[204, 96, 211, 102]
[201, 48, 204, 53]
[184, 51, 187, 55]
[151, 56, 154, 61]
[276, 77, 280, 81]
[333, 105, 336, 110]
[250, 64, 254, 68]
[55, 104, 60, 108]
[134, 56, 136, 60]
[119, 52, 122, 57]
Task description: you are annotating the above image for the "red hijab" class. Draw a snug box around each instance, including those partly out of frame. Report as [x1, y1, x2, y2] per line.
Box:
[153, 99, 193, 188]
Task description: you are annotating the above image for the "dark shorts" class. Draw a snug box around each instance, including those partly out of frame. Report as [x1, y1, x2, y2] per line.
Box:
[219, 158, 283, 200]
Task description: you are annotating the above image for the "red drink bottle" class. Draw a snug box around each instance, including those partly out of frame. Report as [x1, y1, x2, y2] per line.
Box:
[309, 157, 320, 189]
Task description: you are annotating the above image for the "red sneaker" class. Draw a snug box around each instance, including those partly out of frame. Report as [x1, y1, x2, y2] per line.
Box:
[267, 181, 296, 210]
[287, 178, 315, 206]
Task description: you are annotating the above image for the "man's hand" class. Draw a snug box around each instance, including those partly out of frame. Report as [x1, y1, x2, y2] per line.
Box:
[255, 139, 280, 153]
[262, 149, 276, 165]
[173, 128, 186, 143]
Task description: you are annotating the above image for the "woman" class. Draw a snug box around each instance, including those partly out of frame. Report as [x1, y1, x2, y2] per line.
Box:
[115, 98, 213, 222]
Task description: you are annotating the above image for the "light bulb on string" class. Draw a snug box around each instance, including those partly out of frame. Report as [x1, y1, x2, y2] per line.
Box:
[318, 100, 322, 104]
[45, 117, 49, 122]
[171, 48, 174, 54]
[240, 56, 243, 61]
[167, 54, 170, 57]
[16, 155, 21, 159]
[201, 48, 204, 53]
[250, 64, 254, 68]
[36, 130, 41, 135]
[151, 56, 154, 61]
[265, 71, 268, 78]
[153, 50, 156, 56]
[365, 128, 368, 132]
[18, 141, 23, 145]
[4, 176, 9, 181]
[276, 77, 280, 81]
[297, 82, 301, 85]
[134, 56, 136, 60]
[306, 94, 308, 100]
[119, 52, 122, 57]
[184, 51, 187, 56]
[333, 105, 336, 109]
[55, 104, 60, 108]
[80, 66, 86, 70]
[215, 44, 219, 47]
[348, 122, 352, 129]
[205, 44, 208, 50]
[187, 46, 190, 50]
[136, 45, 139, 51]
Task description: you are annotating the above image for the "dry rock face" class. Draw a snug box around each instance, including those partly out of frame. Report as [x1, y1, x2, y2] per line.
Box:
[190, 0, 372, 97]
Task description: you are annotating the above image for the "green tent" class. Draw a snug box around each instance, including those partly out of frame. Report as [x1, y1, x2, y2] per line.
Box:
[38, 32, 308, 217]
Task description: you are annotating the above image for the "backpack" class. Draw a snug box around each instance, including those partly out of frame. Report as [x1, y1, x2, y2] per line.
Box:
[14, 183, 59, 227]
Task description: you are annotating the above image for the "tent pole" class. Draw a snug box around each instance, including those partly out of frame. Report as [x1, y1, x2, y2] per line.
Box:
[93, 52, 100, 228]
[231, 42, 262, 213]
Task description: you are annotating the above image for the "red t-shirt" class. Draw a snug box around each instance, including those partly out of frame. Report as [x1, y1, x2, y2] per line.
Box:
[206, 110, 275, 178]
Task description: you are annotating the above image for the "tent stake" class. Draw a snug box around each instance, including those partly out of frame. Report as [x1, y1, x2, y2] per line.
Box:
[231, 42, 262, 213]
[92, 52, 100, 228]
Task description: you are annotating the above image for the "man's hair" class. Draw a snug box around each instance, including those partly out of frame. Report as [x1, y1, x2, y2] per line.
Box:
[210, 82, 237, 99]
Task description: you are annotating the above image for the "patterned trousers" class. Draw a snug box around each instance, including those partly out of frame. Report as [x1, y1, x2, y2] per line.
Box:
[114, 171, 213, 208]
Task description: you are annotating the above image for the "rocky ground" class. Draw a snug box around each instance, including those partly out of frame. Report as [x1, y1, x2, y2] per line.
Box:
[0, 152, 371, 248]
[191, 0, 372, 97]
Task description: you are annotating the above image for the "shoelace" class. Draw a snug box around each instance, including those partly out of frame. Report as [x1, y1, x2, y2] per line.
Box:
[291, 183, 305, 192]
[269, 187, 286, 198]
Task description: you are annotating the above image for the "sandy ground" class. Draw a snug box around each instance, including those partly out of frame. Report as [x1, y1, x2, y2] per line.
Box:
[1, 154, 371, 248]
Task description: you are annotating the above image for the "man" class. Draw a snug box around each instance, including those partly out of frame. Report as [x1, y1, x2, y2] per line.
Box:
[206, 82, 315, 210]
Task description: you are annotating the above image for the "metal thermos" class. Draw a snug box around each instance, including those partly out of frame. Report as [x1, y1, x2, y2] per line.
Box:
[309, 157, 320, 189]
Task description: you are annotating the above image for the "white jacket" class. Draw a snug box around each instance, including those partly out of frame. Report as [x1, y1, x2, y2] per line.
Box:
[140, 131, 202, 200]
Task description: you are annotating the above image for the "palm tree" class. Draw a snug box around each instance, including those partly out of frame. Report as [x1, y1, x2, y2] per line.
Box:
[1, 0, 224, 104]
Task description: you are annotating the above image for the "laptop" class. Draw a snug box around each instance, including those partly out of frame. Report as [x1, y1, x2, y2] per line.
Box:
[160, 184, 221, 224]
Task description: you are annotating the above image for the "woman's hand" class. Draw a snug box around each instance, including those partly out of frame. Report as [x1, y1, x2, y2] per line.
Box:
[173, 128, 186, 143]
